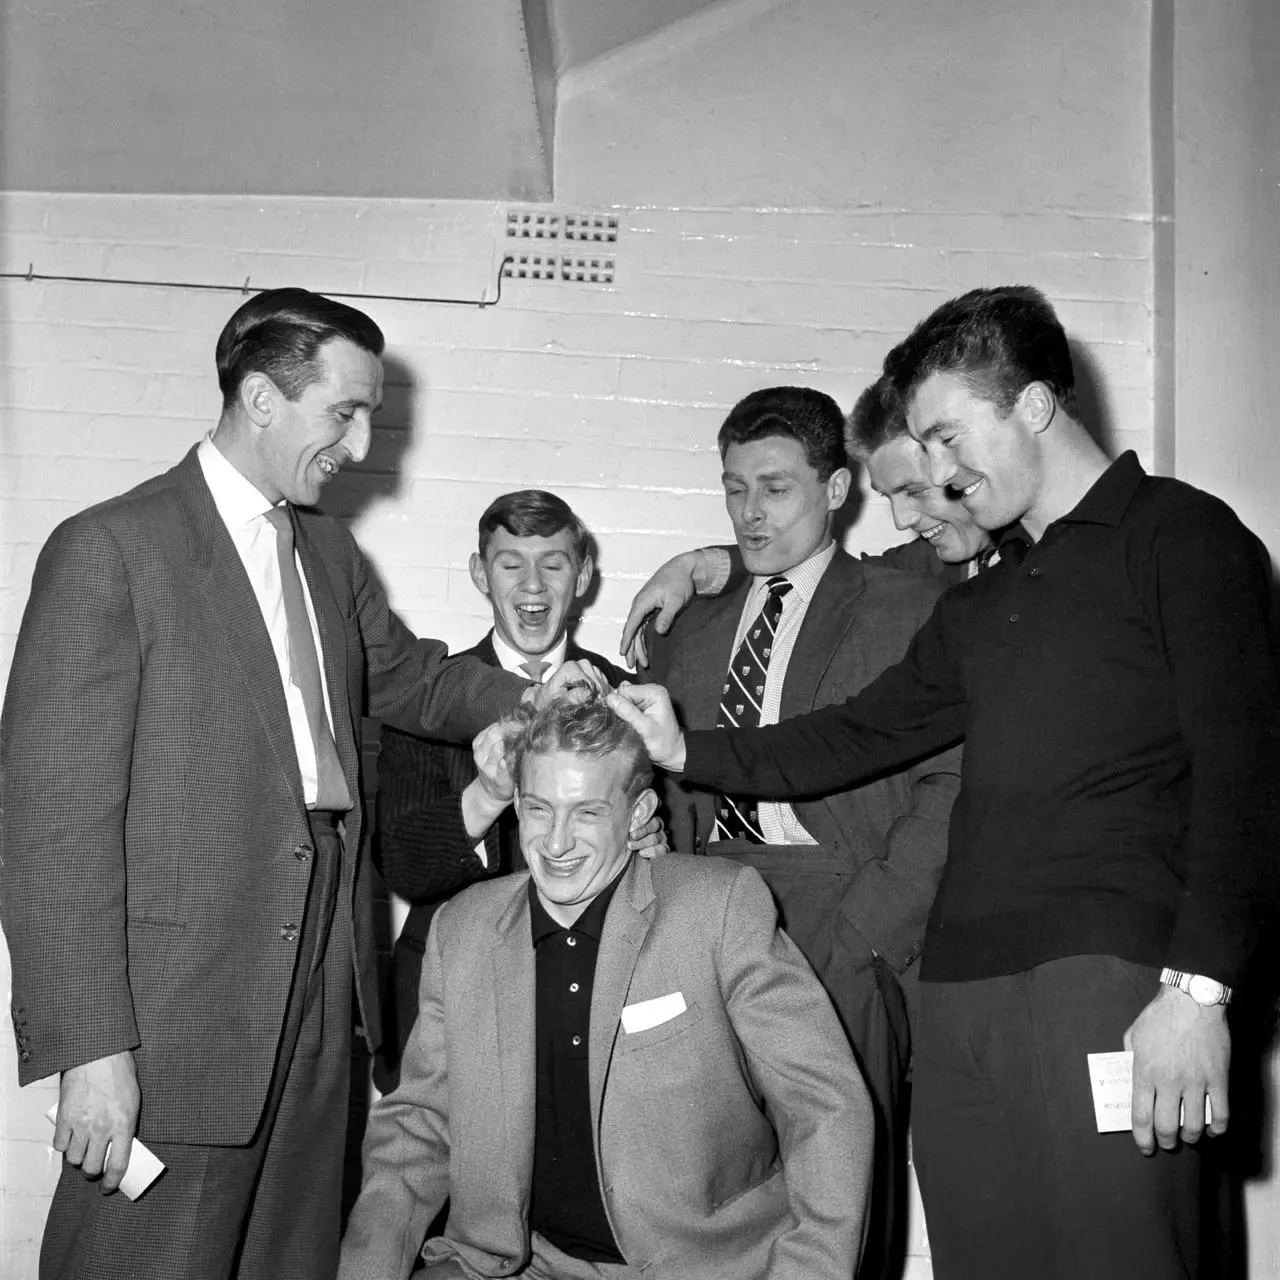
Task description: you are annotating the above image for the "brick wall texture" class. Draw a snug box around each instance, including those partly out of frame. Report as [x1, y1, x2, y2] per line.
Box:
[0, 191, 1155, 1276]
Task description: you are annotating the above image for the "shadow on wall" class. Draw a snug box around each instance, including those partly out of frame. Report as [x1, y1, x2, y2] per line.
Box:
[1069, 340, 1116, 456]
[321, 353, 420, 524]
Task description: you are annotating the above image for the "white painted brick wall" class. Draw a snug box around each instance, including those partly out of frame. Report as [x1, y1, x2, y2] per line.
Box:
[0, 191, 1154, 1276]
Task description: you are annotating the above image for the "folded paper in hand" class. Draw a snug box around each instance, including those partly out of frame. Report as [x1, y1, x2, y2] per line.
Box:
[621, 991, 687, 1034]
[46, 1104, 166, 1200]
[1086, 1051, 1213, 1134]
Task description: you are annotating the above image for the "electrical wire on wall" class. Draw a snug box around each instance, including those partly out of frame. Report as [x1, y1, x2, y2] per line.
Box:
[0, 255, 515, 308]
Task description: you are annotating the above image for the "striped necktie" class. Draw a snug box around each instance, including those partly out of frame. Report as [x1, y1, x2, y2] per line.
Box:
[263, 506, 351, 811]
[714, 575, 792, 843]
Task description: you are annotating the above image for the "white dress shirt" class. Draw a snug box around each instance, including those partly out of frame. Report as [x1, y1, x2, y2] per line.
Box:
[713, 540, 838, 847]
[197, 436, 339, 808]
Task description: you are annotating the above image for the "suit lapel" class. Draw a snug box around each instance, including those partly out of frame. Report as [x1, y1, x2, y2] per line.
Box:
[174, 450, 306, 814]
[589, 858, 655, 1137]
[491, 885, 537, 1192]
[779, 550, 865, 720]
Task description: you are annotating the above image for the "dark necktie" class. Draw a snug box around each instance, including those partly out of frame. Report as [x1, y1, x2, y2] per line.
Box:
[714, 576, 793, 843]
[263, 506, 351, 811]
[520, 659, 550, 684]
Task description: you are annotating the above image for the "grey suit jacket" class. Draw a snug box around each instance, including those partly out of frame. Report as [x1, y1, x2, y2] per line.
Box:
[339, 854, 873, 1280]
[648, 547, 962, 971]
[0, 446, 524, 1143]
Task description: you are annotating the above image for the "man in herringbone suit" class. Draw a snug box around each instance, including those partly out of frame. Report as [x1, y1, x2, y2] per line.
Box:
[374, 489, 629, 1090]
[0, 290, 530, 1280]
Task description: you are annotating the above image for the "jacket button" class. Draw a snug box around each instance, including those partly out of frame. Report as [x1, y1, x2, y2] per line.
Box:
[294, 844, 313, 862]
[20, 1050, 31, 1063]
[280, 923, 299, 943]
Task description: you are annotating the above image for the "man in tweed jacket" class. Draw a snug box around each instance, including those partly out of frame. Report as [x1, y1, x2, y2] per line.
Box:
[0, 289, 529, 1279]
[340, 692, 873, 1280]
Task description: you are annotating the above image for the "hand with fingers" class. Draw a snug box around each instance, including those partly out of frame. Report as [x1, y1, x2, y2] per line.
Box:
[1124, 985, 1229, 1155]
[619, 550, 713, 669]
[53, 1050, 140, 1195]
[607, 681, 687, 772]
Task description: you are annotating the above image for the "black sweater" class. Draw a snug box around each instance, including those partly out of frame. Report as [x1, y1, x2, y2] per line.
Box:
[684, 454, 1280, 986]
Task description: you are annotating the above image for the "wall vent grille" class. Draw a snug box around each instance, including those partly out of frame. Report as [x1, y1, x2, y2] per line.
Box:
[504, 209, 619, 285]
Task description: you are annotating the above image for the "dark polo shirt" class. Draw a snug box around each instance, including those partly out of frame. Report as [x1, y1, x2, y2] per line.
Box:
[684, 452, 1280, 985]
[528, 873, 626, 1263]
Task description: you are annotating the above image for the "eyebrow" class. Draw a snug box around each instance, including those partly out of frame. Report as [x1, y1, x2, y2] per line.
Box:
[913, 419, 954, 443]
[332, 396, 381, 414]
[721, 468, 797, 483]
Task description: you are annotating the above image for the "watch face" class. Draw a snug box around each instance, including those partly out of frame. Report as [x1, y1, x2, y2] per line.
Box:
[1188, 975, 1225, 1006]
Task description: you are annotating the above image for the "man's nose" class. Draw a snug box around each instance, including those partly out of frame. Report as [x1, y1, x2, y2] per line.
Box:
[925, 447, 957, 488]
[889, 496, 916, 531]
[546, 820, 575, 857]
[521, 563, 546, 592]
[345, 417, 372, 464]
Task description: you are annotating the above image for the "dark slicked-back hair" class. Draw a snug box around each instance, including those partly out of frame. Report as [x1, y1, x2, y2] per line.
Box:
[717, 386, 849, 480]
[216, 287, 385, 410]
[506, 689, 653, 805]
[883, 285, 1078, 418]
[845, 376, 909, 462]
[477, 490, 591, 564]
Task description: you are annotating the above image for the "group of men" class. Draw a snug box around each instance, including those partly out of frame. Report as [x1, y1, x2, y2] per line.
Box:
[0, 281, 1275, 1280]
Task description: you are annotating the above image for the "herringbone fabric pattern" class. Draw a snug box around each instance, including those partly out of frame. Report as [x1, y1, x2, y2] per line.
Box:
[714, 576, 792, 842]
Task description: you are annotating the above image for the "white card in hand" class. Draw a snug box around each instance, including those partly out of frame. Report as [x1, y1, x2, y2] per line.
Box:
[46, 1104, 166, 1200]
[1086, 1051, 1213, 1134]
[621, 991, 687, 1034]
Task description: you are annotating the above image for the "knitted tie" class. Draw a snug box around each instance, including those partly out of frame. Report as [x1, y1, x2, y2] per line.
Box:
[263, 506, 351, 811]
[714, 576, 793, 843]
[519, 659, 550, 684]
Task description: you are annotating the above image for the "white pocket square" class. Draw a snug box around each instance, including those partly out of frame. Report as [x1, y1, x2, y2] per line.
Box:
[621, 991, 687, 1034]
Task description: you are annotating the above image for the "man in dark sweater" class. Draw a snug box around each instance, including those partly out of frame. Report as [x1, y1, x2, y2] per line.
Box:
[610, 286, 1280, 1280]
[375, 491, 630, 1088]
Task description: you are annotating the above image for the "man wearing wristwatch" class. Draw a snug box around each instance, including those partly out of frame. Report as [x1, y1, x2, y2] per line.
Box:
[609, 287, 1280, 1280]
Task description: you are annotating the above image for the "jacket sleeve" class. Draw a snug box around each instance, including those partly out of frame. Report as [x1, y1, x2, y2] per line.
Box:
[683, 596, 966, 800]
[717, 865, 873, 1278]
[345, 529, 525, 742]
[1141, 500, 1280, 982]
[339, 913, 453, 1280]
[0, 515, 142, 1081]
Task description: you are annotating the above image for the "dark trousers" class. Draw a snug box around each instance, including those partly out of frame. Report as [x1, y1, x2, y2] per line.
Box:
[41, 814, 352, 1280]
[911, 954, 1240, 1280]
[712, 843, 911, 1280]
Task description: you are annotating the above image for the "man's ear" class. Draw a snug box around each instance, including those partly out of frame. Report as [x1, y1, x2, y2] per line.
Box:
[468, 551, 492, 599]
[826, 466, 853, 512]
[573, 554, 594, 600]
[629, 787, 659, 830]
[1018, 382, 1056, 435]
[239, 372, 278, 428]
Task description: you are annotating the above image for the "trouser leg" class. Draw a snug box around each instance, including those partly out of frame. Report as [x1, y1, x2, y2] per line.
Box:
[912, 955, 1232, 1280]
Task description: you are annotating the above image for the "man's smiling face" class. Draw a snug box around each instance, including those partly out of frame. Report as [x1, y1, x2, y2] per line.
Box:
[517, 748, 655, 927]
[470, 527, 592, 659]
[906, 370, 1043, 532]
[866, 434, 991, 564]
[255, 336, 383, 507]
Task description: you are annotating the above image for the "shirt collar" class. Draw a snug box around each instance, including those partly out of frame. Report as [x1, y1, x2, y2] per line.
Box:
[491, 629, 569, 679]
[747, 538, 836, 608]
[529, 863, 627, 947]
[1055, 451, 1145, 528]
[198, 434, 279, 528]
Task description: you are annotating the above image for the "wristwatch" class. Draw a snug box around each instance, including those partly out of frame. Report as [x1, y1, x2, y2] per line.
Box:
[1160, 968, 1232, 1006]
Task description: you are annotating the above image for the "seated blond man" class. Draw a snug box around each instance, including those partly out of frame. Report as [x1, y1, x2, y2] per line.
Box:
[339, 691, 872, 1280]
